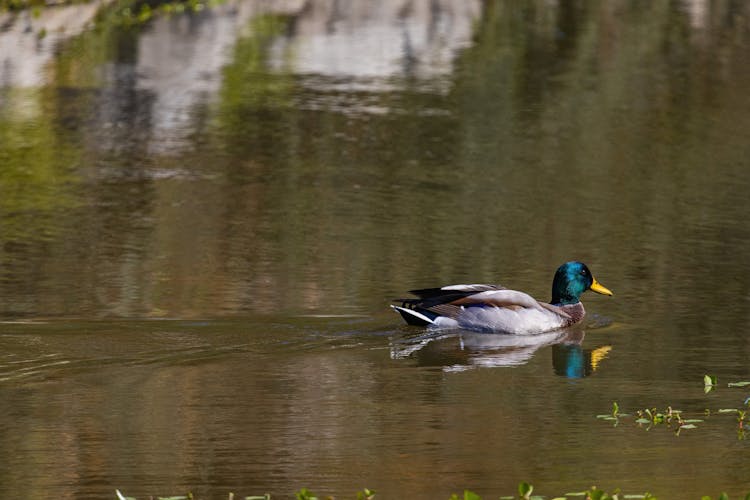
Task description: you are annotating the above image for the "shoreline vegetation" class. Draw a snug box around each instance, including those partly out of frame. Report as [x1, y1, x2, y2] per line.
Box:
[1, 0, 225, 26]
[1, 0, 89, 11]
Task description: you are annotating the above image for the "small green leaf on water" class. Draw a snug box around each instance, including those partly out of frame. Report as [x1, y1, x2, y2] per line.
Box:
[295, 488, 318, 500]
[356, 488, 375, 500]
[680, 424, 697, 429]
[463, 490, 481, 500]
[564, 492, 587, 497]
[719, 493, 729, 500]
[623, 495, 647, 499]
[718, 408, 739, 413]
[704, 374, 717, 386]
[683, 419, 704, 423]
[597, 415, 613, 419]
[728, 381, 750, 387]
[518, 481, 533, 499]
[587, 488, 605, 500]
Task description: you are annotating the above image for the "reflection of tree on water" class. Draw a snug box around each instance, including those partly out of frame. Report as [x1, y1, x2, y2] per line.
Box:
[390, 327, 611, 378]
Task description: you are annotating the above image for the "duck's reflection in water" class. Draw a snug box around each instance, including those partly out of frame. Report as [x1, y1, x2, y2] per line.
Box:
[390, 327, 611, 377]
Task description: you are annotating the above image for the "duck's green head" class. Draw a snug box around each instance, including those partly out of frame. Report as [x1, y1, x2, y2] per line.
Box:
[551, 261, 613, 305]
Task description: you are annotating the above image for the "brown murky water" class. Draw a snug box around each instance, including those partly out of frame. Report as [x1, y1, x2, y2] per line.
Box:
[2, 1, 750, 498]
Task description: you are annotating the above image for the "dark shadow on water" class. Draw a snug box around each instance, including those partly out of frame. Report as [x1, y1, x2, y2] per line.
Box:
[390, 326, 612, 377]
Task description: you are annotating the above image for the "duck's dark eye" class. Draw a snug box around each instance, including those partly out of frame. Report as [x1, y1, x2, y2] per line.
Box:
[580, 269, 588, 276]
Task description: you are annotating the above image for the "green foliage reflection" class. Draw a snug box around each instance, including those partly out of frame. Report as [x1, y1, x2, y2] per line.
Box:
[0, 88, 80, 243]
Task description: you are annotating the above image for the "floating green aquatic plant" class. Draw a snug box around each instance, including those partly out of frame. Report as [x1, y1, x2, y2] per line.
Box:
[449, 491, 482, 500]
[701, 494, 750, 500]
[115, 489, 369, 500]
[356, 488, 376, 500]
[598, 375, 750, 436]
[464, 482, 657, 500]
[595, 401, 631, 426]
[704, 374, 718, 393]
[294, 488, 318, 500]
[599, 402, 747, 436]
[518, 481, 533, 499]
[112, 483, 750, 499]
[704, 375, 750, 391]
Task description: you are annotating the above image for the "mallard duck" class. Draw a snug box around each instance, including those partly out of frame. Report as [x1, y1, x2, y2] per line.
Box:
[391, 261, 612, 334]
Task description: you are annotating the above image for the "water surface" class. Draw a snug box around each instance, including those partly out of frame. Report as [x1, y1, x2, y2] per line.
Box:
[1, 1, 750, 498]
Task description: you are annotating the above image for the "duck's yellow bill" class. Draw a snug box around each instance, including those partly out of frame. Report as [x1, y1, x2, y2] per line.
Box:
[590, 278, 613, 296]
